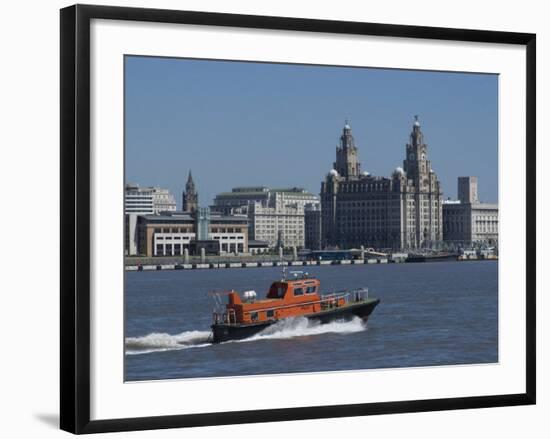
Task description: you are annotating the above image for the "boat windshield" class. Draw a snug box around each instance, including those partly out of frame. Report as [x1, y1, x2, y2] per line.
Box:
[267, 283, 287, 299]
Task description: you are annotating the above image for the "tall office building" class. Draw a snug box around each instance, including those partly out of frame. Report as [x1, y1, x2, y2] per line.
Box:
[124, 183, 177, 255]
[443, 177, 498, 246]
[458, 176, 479, 204]
[125, 183, 177, 214]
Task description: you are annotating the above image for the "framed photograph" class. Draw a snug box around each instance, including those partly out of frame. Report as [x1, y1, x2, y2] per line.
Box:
[60, 4, 536, 434]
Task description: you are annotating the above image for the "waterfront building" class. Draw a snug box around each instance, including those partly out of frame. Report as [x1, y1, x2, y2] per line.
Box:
[213, 186, 319, 249]
[214, 186, 319, 213]
[320, 118, 443, 250]
[443, 177, 498, 246]
[182, 170, 198, 213]
[137, 209, 249, 256]
[248, 240, 270, 254]
[304, 203, 322, 250]
[125, 183, 177, 255]
[248, 201, 305, 248]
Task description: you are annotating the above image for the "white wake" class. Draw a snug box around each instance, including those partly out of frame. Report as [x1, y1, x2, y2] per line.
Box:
[237, 316, 367, 343]
[125, 330, 211, 355]
[126, 317, 367, 355]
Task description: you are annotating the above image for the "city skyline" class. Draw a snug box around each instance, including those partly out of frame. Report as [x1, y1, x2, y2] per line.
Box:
[125, 56, 498, 208]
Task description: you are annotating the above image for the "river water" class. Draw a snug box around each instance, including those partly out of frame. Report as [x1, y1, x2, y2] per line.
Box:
[125, 261, 498, 381]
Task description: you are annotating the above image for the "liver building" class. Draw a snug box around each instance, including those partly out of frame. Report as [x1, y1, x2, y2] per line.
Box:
[320, 117, 443, 250]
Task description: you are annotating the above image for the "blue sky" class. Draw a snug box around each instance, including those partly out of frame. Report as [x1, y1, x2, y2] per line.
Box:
[125, 56, 498, 208]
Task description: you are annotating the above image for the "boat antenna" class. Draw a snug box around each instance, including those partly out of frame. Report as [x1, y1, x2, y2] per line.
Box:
[281, 252, 286, 281]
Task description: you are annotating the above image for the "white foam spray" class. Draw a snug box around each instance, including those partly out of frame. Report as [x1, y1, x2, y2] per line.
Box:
[125, 330, 211, 355]
[125, 317, 367, 355]
[239, 316, 367, 343]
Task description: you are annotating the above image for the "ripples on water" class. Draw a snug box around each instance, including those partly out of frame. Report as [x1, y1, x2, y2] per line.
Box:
[125, 261, 498, 381]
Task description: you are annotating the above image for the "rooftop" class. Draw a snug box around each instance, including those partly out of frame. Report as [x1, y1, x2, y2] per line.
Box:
[472, 203, 499, 210]
[140, 211, 248, 223]
[216, 186, 315, 197]
[442, 200, 498, 209]
[125, 183, 172, 194]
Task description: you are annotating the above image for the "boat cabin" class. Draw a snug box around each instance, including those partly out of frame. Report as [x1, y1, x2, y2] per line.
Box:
[214, 273, 346, 325]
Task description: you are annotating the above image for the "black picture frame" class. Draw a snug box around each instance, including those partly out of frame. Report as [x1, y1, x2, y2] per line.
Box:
[60, 4, 536, 434]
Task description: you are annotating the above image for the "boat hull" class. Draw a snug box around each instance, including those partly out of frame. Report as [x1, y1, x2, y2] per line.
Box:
[211, 298, 380, 343]
[406, 253, 459, 263]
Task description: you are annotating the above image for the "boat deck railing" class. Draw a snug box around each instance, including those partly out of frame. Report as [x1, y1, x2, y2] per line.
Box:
[321, 287, 369, 302]
[213, 308, 237, 325]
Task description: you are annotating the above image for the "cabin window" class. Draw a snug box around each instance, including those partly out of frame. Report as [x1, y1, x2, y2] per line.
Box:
[306, 286, 317, 294]
[294, 287, 304, 296]
[277, 287, 285, 298]
[250, 312, 258, 322]
[266, 310, 274, 318]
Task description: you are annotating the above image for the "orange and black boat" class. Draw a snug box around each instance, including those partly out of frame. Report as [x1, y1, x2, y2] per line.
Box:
[209, 270, 380, 343]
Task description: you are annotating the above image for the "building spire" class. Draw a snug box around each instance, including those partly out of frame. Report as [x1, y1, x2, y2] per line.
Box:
[410, 115, 423, 146]
[404, 115, 430, 181]
[334, 121, 361, 177]
[183, 169, 198, 212]
[340, 120, 355, 148]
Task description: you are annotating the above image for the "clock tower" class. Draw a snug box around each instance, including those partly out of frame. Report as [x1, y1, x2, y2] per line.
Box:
[401, 116, 443, 248]
[403, 115, 431, 184]
[334, 121, 361, 178]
